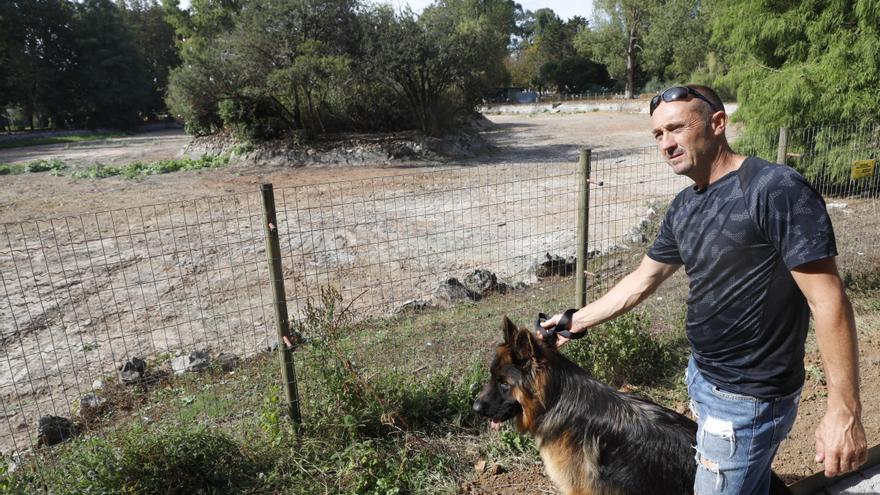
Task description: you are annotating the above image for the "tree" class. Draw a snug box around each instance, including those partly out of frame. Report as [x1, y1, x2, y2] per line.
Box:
[640, 0, 709, 88]
[707, 0, 880, 131]
[3, 0, 78, 128]
[706, 0, 880, 185]
[119, 0, 181, 118]
[576, 0, 656, 98]
[507, 8, 589, 89]
[540, 56, 611, 94]
[71, 0, 153, 129]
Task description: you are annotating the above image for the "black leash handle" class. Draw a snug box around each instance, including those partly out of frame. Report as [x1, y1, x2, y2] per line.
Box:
[535, 308, 581, 346]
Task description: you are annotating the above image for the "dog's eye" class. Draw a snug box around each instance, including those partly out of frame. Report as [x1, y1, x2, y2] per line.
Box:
[499, 382, 512, 391]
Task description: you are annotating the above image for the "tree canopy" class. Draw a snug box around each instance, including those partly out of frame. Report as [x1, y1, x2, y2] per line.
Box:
[1, 0, 177, 130]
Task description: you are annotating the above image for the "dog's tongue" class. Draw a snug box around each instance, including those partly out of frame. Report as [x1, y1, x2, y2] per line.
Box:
[489, 419, 503, 430]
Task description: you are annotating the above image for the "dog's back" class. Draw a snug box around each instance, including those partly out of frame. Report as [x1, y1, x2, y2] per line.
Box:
[533, 350, 697, 495]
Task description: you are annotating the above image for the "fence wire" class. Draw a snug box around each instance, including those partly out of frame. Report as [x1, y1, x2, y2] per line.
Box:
[1, 121, 878, 468]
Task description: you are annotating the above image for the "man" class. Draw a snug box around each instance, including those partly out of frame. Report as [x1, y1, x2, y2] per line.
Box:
[541, 85, 867, 493]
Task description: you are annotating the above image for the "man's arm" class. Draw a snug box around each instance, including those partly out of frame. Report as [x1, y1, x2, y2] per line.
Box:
[791, 257, 868, 478]
[541, 255, 680, 347]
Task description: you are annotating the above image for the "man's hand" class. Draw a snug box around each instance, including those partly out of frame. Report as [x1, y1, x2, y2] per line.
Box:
[814, 406, 868, 478]
[537, 312, 579, 348]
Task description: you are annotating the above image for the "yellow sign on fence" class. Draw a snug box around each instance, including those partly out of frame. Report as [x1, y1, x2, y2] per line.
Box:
[851, 159, 876, 180]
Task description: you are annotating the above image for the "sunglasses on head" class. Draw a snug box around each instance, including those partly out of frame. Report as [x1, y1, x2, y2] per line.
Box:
[649, 86, 721, 116]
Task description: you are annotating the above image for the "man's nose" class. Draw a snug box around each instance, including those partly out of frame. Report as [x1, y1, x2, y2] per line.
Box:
[659, 133, 676, 154]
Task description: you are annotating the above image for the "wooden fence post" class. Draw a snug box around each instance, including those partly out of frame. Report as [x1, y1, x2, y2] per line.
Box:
[777, 127, 789, 165]
[576, 149, 592, 309]
[260, 183, 301, 423]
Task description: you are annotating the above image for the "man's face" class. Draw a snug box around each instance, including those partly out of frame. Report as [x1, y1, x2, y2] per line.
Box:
[650, 99, 717, 180]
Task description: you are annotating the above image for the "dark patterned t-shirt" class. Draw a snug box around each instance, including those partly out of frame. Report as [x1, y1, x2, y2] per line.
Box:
[648, 156, 837, 398]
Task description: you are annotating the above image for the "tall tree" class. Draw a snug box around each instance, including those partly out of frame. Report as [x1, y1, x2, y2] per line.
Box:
[3, 0, 78, 128]
[119, 0, 180, 118]
[72, 0, 153, 129]
[577, 0, 656, 98]
[508, 9, 589, 90]
[707, 0, 880, 131]
[640, 0, 709, 87]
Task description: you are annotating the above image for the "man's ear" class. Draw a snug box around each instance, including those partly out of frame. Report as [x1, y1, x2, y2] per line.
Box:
[502, 316, 540, 363]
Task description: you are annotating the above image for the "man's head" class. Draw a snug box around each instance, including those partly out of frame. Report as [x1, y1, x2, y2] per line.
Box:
[650, 84, 731, 185]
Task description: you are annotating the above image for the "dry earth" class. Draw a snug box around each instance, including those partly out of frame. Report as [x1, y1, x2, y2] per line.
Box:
[0, 111, 877, 492]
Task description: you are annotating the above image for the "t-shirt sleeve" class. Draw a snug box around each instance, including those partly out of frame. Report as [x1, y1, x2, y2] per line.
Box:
[751, 166, 837, 270]
[647, 202, 683, 265]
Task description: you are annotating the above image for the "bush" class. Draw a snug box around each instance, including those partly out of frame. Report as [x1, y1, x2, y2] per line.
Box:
[218, 98, 291, 142]
[6, 427, 260, 494]
[563, 312, 669, 387]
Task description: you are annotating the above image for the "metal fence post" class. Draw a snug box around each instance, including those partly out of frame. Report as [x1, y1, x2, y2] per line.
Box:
[576, 149, 592, 309]
[260, 183, 301, 423]
[776, 127, 789, 165]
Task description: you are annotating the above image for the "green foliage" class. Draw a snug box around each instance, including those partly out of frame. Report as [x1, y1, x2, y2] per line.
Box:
[6, 427, 260, 494]
[539, 55, 611, 93]
[508, 9, 589, 89]
[564, 312, 670, 387]
[24, 158, 66, 174]
[706, 1, 880, 134]
[2, 0, 176, 129]
[165, 0, 518, 139]
[0, 159, 67, 175]
[70, 154, 228, 179]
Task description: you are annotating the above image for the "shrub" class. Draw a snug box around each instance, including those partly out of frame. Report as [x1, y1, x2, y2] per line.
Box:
[564, 312, 669, 387]
[6, 427, 260, 494]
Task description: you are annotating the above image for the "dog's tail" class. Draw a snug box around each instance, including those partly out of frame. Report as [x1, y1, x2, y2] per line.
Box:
[770, 472, 793, 495]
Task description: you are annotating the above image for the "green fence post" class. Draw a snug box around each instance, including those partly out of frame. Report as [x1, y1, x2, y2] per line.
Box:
[260, 183, 301, 423]
[576, 149, 592, 309]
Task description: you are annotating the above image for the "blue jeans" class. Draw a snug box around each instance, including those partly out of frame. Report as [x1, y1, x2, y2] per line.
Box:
[686, 357, 801, 495]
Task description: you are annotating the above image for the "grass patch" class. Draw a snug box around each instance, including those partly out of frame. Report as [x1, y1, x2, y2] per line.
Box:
[0, 159, 67, 176]
[70, 155, 229, 180]
[12, 268, 873, 493]
[0, 132, 123, 150]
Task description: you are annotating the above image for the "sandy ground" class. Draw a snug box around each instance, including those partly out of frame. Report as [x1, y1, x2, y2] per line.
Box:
[0, 111, 876, 492]
[0, 112, 669, 455]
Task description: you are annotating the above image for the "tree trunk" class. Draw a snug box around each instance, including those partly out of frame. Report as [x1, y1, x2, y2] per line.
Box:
[625, 23, 637, 99]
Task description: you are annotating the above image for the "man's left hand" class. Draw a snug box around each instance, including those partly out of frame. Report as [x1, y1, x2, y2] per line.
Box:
[814, 407, 868, 478]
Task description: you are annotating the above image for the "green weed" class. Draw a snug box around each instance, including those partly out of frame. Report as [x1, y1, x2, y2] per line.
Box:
[70, 155, 229, 180]
[564, 312, 673, 387]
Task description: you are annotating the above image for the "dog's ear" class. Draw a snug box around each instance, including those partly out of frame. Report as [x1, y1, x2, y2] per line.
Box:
[502, 316, 540, 363]
[501, 315, 518, 345]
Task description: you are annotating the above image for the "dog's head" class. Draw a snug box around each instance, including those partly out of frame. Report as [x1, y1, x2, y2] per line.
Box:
[472, 316, 550, 431]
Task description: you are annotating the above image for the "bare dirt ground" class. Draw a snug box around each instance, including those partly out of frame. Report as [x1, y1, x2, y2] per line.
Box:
[0, 112, 877, 492]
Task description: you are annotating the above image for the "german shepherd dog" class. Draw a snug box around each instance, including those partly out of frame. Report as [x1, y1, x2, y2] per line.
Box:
[472, 317, 792, 495]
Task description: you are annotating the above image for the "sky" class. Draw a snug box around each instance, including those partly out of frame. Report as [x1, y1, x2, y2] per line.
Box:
[377, 0, 594, 20]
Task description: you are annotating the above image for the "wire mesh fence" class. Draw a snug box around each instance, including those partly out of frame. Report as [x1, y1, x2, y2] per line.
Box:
[1, 120, 878, 469]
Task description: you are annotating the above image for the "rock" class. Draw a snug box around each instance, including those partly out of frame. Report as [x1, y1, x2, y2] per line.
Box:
[79, 393, 109, 419]
[430, 278, 481, 308]
[37, 415, 77, 447]
[259, 336, 279, 353]
[217, 352, 240, 372]
[119, 357, 147, 384]
[533, 253, 577, 278]
[462, 269, 510, 297]
[92, 379, 105, 391]
[170, 350, 210, 375]
[80, 393, 107, 411]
